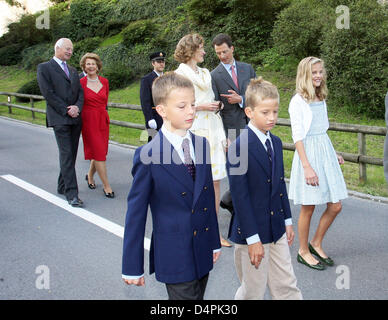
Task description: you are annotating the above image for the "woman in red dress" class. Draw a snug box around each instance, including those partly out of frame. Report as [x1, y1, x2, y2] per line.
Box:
[79, 53, 114, 198]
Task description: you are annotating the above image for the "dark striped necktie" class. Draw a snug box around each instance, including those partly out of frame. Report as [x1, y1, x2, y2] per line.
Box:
[182, 138, 196, 180]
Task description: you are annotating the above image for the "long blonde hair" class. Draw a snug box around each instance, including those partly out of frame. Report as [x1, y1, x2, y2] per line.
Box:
[296, 56, 328, 102]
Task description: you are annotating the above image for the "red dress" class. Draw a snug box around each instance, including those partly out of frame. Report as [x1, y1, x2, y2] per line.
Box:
[80, 76, 110, 161]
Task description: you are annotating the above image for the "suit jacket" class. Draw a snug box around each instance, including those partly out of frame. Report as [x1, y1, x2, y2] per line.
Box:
[226, 126, 292, 245]
[140, 71, 163, 130]
[122, 131, 221, 284]
[37, 58, 83, 127]
[211, 61, 256, 137]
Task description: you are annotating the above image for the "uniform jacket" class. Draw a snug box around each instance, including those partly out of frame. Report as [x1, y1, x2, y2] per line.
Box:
[122, 131, 221, 284]
[140, 71, 163, 130]
[227, 126, 292, 245]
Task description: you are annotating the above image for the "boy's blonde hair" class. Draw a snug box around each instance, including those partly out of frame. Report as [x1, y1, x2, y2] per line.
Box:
[296, 56, 328, 103]
[152, 71, 194, 106]
[245, 77, 279, 109]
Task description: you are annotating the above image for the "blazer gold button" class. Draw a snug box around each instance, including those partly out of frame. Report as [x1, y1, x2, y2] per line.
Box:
[281, 209, 284, 212]
[271, 211, 274, 215]
[267, 179, 271, 183]
[280, 177, 284, 180]
[192, 209, 194, 214]
[203, 208, 207, 211]
[280, 193, 283, 197]
[181, 192, 187, 196]
[204, 186, 208, 190]
[193, 230, 197, 236]
[205, 227, 209, 231]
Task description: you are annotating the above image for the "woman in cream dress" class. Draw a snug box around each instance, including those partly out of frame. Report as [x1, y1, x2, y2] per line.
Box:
[174, 33, 231, 247]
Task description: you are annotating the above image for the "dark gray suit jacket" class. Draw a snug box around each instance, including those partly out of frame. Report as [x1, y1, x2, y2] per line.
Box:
[211, 61, 256, 137]
[37, 58, 84, 127]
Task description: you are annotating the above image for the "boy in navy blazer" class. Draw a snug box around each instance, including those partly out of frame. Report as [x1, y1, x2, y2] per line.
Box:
[227, 78, 302, 300]
[122, 72, 221, 300]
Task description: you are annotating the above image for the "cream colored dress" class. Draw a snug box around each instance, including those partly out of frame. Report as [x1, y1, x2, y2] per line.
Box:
[175, 63, 227, 180]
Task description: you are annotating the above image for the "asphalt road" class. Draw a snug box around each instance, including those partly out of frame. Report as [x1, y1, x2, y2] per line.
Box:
[1, 116, 388, 300]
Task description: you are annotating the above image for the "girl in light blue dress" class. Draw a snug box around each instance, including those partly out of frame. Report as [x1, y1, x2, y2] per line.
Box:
[288, 57, 347, 271]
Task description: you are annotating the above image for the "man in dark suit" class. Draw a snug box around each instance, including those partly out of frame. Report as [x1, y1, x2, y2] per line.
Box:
[140, 51, 165, 142]
[210, 33, 256, 214]
[37, 38, 84, 207]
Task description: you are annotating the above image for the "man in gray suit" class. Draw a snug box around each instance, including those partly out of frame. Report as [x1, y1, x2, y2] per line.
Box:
[211, 33, 256, 214]
[37, 38, 84, 207]
[211, 33, 256, 140]
[384, 91, 388, 186]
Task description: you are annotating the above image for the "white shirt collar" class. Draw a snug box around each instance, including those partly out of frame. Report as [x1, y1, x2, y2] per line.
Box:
[53, 56, 66, 67]
[221, 59, 236, 72]
[153, 70, 163, 77]
[161, 125, 195, 164]
[248, 121, 272, 150]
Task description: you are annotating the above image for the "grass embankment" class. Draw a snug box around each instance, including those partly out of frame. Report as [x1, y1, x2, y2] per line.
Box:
[1, 65, 387, 197]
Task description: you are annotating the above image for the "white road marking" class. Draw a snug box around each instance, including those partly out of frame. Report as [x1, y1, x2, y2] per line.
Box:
[1, 174, 151, 250]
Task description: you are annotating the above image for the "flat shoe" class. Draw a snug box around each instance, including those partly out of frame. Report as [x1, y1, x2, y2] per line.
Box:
[85, 174, 96, 189]
[309, 243, 334, 266]
[297, 253, 325, 270]
[103, 189, 115, 198]
[68, 197, 83, 207]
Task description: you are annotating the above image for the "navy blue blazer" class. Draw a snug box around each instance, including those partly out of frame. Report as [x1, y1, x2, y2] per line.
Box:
[227, 126, 292, 245]
[140, 71, 163, 130]
[122, 131, 221, 284]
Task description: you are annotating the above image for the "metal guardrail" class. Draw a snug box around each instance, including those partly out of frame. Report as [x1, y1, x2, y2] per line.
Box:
[1, 91, 386, 182]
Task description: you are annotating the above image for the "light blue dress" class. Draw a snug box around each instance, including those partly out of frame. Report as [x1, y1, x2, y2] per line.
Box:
[289, 101, 348, 205]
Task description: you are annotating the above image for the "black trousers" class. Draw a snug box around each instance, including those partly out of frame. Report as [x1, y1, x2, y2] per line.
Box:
[53, 123, 82, 200]
[165, 274, 209, 300]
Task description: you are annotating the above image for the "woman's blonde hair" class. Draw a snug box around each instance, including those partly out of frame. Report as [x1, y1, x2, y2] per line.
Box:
[296, 56, 328, 102]
[174, 33, 204, 63]
[80, 52, 103, 73]
[245, 77, 279, 109]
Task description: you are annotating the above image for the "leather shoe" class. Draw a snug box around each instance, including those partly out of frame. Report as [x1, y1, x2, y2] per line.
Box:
[68, 197, 83, 207]
[309, 243, 334, 266]
[103, 189, 115, 198]
[220, 200, 234, 215]
[85, 174, 96, 189]
[297, 253, 325, 270]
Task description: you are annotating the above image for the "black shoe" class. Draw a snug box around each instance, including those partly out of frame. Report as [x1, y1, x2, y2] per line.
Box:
[220, 200, 234, 215]
[103, 189, 115, 198]
[68, 197, 83, 207]
[309, 243, 334, 266]
[85, 174, 96, 189]
[297, 253, 325, 270]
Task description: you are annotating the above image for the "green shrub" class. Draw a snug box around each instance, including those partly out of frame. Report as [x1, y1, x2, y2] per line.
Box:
[256, 47, 299, 77]
[0, 44, 24, 66]
[69, 37, 102, 70]
[21, 43, 53, 70]
[122, 20, 158, 47]
[272, 0, 333, 59]
[101, 62, 134, 90]
[16, 78, 42, 102]
[321, 0, 388, 118]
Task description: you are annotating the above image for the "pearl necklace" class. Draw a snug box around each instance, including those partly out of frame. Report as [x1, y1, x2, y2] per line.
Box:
[87, 77, 99, 82]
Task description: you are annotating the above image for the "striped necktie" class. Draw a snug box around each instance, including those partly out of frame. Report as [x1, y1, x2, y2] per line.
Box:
[182, 138, 196, 180]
